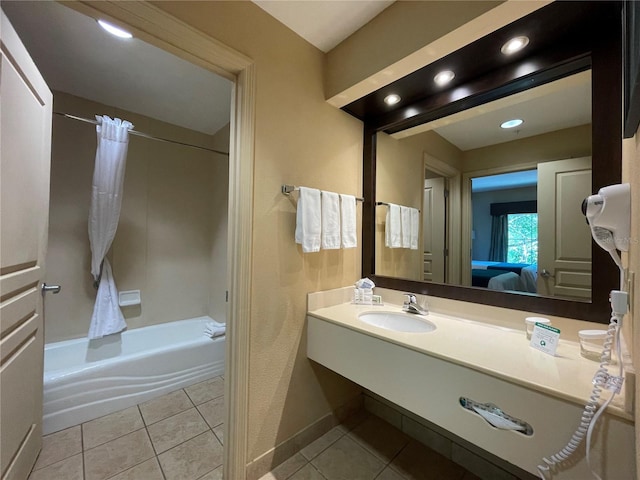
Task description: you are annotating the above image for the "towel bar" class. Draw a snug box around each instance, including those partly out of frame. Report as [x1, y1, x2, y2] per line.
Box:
[282, 184, 364, 202]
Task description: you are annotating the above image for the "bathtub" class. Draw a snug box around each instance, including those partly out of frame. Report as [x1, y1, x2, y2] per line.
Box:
[43, 316, 225, 434]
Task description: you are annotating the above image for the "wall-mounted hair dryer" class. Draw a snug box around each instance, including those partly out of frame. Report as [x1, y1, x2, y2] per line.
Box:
[581, 183, 631, 252]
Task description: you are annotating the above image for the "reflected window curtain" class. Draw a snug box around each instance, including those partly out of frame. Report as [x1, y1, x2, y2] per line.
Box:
[488, 214, 508, 262]
[88, 115, 133, 340]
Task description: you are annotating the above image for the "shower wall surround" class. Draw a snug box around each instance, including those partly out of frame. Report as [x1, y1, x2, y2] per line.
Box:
[44, 91, 230, 343]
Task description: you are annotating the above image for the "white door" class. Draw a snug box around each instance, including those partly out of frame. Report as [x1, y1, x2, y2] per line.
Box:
[1, 10, 52, 479]
[537, 157, 592, 298]
[423, 177, 446, 283]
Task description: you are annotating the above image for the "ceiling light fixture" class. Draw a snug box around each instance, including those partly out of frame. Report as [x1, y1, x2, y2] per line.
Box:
[384, 94, 401, 106]
[434, 70, 455, 86]
[98, 20, 133, 39]
[501, 119, 524, 129]
[501, 36, 529, 55]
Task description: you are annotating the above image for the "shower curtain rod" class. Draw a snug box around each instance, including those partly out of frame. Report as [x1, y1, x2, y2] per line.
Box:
[54, 112, 230, 156]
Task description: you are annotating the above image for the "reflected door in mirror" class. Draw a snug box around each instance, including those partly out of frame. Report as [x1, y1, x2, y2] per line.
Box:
[423, 176, 446, 283]
[537, 157, 592, 299]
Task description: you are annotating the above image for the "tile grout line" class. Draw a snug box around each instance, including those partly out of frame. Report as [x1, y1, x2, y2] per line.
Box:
[382, 442, 411, 480]
[81, 424, 86, 480]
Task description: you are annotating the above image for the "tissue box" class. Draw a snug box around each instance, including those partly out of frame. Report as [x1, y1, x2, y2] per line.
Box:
[353, 288, 373, 305]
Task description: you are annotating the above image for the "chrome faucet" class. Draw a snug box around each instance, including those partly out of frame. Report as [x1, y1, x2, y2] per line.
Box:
[402, 294, 428, 315]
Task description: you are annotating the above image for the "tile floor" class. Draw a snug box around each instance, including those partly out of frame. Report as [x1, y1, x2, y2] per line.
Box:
[258, 414, 481, 480]
[31, 380, 481, 480]
[28, 375, 225, 480]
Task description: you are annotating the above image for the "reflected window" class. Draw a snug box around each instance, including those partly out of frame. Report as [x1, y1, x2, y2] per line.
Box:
[507, 213, 538, 264]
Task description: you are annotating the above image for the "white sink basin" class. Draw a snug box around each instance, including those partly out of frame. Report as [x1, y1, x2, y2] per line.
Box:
[358, 311, 436, 333]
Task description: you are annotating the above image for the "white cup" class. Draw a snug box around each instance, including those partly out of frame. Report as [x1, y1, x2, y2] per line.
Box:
[578, 329, 612, 363]
[525, 317, 551, 340]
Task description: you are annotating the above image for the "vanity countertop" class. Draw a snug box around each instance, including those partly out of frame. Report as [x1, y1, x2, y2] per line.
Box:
[307, 301, 634, 422]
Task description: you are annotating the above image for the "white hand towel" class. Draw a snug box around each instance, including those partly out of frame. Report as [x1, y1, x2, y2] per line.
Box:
[385, 203, 402, 248]
[321, 191, 341, 249]
[410, 207, 419, 250]
[295, 187, 321, 253]
[205, 321, 226, 338]
[340, 194, 357, 248]
[400, 206, 411, 248]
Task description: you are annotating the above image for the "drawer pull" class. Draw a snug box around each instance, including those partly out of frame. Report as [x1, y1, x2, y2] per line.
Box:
[460, 397, 533, 436]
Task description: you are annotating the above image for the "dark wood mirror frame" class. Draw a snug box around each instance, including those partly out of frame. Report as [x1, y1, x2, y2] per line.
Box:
[353, 2, 623, 323]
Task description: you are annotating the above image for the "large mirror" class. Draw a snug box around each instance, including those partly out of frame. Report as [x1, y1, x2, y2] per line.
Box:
[354, 1, 622, 323]
[375, 70, 593, 301]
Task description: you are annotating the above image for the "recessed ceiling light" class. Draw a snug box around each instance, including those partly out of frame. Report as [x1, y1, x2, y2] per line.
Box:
[98, 20, 133, 39]
[501, 36, 529, 55]
[434, 70, 455, 86]
[501, 119, 524, 129]
[384, 94, 401, 106]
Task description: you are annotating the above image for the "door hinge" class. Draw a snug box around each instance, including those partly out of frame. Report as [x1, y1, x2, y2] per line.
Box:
[444, 248, 449, 257]
[444, 189, 449, 198]
[225, 290, 229, 302]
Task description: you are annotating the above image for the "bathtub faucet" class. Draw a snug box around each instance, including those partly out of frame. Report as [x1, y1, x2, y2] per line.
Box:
[402, 294, 428, 315]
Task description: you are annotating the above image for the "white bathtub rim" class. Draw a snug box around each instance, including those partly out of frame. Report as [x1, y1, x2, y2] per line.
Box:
[44, 334, 224, 383]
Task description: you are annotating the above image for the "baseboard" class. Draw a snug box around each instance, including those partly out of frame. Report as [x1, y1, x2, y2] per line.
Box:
[246, 393, 363, 480]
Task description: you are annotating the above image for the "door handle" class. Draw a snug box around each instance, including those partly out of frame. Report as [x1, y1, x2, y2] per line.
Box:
[41, 283, 61, 294]
[540, 269, 555, 279]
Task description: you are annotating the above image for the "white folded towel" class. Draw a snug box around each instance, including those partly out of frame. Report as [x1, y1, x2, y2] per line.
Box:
[205, 321, 226, 338]
[385, 203, 402, 248]
[295, 187, 321, 253]
[340, 194, 357, 248]
[400, 206, 411, 248]
[321, 191, 341, 249]
[410, 207, 419, 250]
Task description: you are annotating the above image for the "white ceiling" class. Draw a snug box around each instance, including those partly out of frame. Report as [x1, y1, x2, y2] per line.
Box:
[2, 1, 232, 136]
[253, 0, 394, 52]
[2, 1, 391, 136]
[4, 0, 589, 149]
[393, 70, 592, 151]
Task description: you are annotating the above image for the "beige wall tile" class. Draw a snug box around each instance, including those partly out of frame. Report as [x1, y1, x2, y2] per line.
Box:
[401, 416, 452, 460]
[147, 408, 209, 454]
[157, 431, 223, 480]
[83, 429, 155, 480]
[139, 389, 193, 425]
[33, 426, 81, 470]
[348, 416, 409, 463]
[451, 444, 517, 480]
[390, 441, 465, 480]
[28, 453, 83, 480]
[82, 406, 144, 449]
[363, 395, 402, 430]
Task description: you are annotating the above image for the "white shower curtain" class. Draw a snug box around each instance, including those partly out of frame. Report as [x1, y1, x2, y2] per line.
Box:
[88, 115, 133, 340]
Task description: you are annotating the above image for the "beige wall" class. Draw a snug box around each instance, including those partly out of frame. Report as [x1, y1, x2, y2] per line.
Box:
[325, 1, 502, 101]
[45, 91, 229, 342]
[152, 1, 364, 464]
[462, 124, 592, 173]
[148, 0, 633, 474]
[376, 131, 462, 280]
